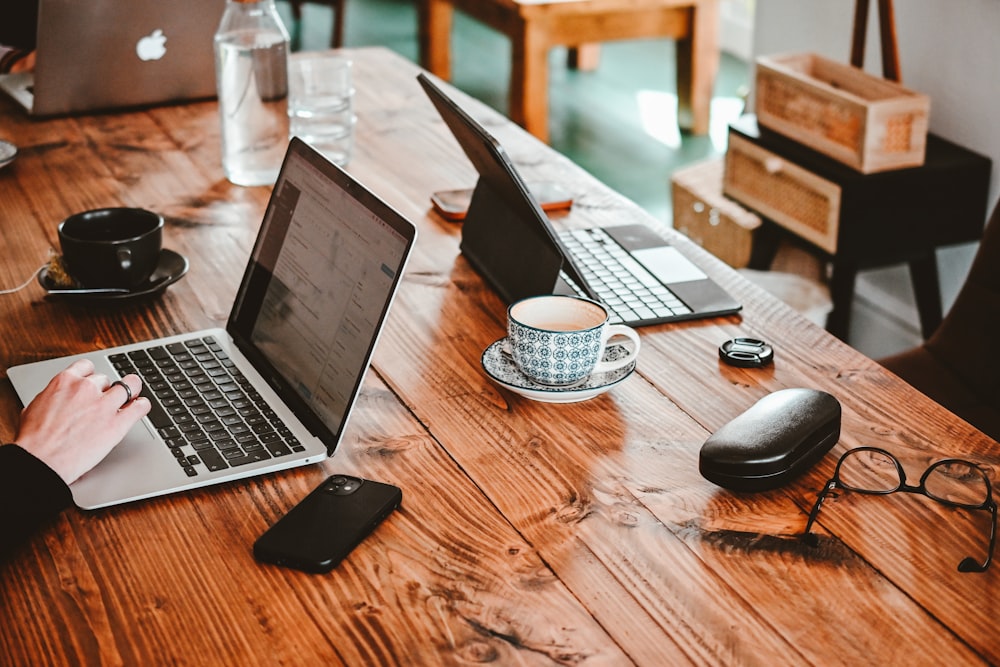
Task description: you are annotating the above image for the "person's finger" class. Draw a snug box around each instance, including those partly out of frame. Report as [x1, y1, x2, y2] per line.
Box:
[108, 380, 133, 406]
[105, 375, 142, 409]
[118, 374, 143, 401]
[65, 358, 96, 378]
[87, 372, 111, 392]
[119, 396, 152, 419]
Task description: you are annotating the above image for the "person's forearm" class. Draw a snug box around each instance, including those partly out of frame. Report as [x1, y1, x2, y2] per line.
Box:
[0, 444, 74, 559]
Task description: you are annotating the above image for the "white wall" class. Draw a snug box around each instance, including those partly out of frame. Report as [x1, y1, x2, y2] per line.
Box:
[751, 0, 1000, 357]
[720, 0, 755, 60]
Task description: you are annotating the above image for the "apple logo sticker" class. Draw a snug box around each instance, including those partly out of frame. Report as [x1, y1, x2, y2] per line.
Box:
[136, 29, 167, 61]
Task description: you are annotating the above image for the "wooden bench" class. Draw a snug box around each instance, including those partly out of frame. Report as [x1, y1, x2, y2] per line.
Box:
[418, 0, 720, 143]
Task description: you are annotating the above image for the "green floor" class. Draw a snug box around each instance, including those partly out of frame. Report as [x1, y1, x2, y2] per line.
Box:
[279, 0, 751, 225]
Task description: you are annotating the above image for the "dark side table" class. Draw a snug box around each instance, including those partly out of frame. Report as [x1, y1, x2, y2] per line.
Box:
[723, 114, 992, 341]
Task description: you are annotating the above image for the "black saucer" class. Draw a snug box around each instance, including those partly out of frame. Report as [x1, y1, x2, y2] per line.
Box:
[39, 248, 189, 302]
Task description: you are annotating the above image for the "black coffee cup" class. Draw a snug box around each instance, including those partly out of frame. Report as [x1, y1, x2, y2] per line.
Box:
[58, 208, 164, 289]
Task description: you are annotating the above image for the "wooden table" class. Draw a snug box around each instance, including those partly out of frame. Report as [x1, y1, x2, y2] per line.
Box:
[1, 47, 998, 666]
[418, 0, 719, 143]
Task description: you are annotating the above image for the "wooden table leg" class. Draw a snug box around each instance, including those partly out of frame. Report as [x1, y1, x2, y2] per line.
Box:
[909, 252, 943, 339]
[511, 24, 551, 142]
[675, 0, 719, 135]
[418, 0, 454, 80]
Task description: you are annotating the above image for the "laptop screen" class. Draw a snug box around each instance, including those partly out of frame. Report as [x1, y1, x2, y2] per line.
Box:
[26, 0, 225, 116]
[228, 138, 416, 452]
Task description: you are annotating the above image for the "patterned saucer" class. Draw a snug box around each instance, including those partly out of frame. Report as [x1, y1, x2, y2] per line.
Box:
[481, 338, 636, 403]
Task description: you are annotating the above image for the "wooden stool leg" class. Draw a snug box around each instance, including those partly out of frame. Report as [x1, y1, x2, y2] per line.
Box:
[331, 0, 346, 48]
[909, 252, 943, 339]
[826, 260, 858, 341]
[511, 25, 551, 142]
[418, 0, 454, 80]
[675, 0, 719, 135]
[568, 44, 601, 71]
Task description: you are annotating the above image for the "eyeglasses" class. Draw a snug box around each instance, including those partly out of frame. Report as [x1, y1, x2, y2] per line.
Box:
[803, 447, 996, 573]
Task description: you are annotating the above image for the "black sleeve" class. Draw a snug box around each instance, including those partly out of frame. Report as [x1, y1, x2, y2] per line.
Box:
[0, 444, 74, 559]
[0, 0, 39, 51]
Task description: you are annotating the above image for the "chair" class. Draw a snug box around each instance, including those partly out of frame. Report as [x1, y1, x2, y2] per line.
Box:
[879, 196, 1000, 440]
[287, 0, 346, 49]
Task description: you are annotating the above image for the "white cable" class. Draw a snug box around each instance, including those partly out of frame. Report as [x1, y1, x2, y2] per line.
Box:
[0, 265, 45, 295]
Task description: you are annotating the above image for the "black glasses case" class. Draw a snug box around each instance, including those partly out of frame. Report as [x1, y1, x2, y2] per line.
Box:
[699, 388, 842, 491]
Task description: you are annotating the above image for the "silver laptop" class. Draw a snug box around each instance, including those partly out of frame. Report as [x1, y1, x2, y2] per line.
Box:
[9, 138, 417, 509]
[0, 0, 225, 116]
[417, 73, 742, 327]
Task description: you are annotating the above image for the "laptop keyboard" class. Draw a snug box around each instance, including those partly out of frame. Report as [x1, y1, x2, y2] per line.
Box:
[108, 335, 305, 478]
[558, 228, 693, 324]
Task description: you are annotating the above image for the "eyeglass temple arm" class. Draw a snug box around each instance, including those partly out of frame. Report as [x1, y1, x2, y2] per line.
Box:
[958, 500, 996, 573]
[802, 479, 839, 542]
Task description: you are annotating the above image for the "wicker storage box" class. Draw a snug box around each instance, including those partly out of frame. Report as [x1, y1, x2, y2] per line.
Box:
[671, 158, 761, 268]
[724, 133, 842, 255]
[754, 52, 930, 174]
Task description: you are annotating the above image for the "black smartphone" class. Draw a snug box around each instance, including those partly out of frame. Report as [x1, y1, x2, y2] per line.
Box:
[430, 180, 574, 221]
[253, 475, 402, 573]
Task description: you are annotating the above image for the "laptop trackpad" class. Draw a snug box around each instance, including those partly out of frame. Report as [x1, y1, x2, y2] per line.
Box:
[0, 72, 35, 109]
[632, 247, 708, 284]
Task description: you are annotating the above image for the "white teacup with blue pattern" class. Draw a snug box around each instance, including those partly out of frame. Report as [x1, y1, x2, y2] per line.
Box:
[507, 295, 641, 386]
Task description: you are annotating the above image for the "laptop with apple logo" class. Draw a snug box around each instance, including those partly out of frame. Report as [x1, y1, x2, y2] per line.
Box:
[0, 0, 226, 116]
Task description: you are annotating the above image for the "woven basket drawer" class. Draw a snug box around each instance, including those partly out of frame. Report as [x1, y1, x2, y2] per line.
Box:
[723, 134, 842, 254]
[671, 158, 761, 268]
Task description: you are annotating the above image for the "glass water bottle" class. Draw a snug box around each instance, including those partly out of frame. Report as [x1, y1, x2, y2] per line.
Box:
[214, 0, 290, 186]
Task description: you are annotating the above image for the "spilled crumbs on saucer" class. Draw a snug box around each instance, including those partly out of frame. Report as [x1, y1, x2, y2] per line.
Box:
[45, 253, 77, 288]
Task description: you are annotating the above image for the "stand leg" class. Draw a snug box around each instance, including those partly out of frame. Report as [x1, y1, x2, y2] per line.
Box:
[909, 252, 943, 339]
[826, 260, 858, 341]
[747, 221, 782, 270]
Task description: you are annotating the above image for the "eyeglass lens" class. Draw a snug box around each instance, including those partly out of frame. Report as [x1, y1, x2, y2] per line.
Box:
[924, 461, 991, 508]
[838, 448, 900, 493]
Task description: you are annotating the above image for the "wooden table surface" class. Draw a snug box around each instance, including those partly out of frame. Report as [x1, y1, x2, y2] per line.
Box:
[1, 47, 997, 666]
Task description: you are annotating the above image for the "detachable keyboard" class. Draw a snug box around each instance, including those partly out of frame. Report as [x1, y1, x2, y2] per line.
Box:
[558, 228, 693, 324]
[108, 335, 304, 478]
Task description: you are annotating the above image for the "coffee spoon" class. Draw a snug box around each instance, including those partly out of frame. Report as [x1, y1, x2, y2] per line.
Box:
[46, 287, 131, 295]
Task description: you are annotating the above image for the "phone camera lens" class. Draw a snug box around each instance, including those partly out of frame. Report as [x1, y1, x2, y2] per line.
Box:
[327, 477, 362, 495]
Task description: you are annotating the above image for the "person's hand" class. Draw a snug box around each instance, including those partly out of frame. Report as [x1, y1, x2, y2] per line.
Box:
[9, 50, 35, 73]
[13, 359, 150, 485]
